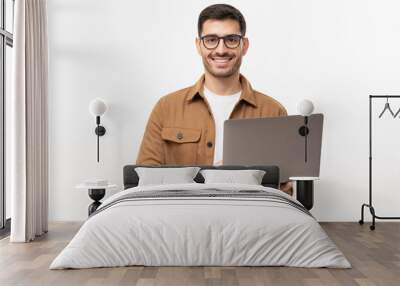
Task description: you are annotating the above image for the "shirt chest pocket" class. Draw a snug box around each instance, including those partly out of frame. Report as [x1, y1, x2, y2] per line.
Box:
[161, 127, 201, 164]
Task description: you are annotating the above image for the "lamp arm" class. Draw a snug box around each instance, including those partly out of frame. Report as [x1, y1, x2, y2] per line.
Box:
[94, 116, 106, 162]
[305, 116, 308, 162]
[298, 116, 310, 162]
[96, 116, 100, 162]
[97, 125, 100, 162]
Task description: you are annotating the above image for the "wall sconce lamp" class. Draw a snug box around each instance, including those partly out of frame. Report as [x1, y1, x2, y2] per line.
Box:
[89, 98, 107, 162]
[297, 99, 314, 162]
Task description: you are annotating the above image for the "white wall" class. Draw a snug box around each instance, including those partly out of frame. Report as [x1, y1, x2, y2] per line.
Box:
[47, 0, 400, 221]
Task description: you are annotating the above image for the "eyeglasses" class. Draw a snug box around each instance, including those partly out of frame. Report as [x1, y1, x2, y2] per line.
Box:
[200, 34, 243, 50]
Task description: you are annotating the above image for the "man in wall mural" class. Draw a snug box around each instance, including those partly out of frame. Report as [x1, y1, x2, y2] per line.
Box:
[136, 4, 293, 194]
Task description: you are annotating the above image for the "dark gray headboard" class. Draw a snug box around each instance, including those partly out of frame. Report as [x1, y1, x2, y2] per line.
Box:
[123, 165, 280, 189]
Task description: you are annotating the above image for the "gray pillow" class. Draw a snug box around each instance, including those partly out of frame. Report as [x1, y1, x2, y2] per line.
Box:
[200, 169, 266, 185]
[135, 167, 201, 186]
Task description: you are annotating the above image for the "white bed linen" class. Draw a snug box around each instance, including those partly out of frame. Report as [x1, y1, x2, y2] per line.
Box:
[50, 183, 351, 269]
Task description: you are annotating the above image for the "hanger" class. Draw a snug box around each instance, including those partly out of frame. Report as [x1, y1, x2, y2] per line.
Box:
[394, 106, 400, 118]
[378, 97, 395, 118]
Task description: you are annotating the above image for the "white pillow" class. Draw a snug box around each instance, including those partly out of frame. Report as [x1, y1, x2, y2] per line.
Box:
[135, 167, 201, 186]
[200, 169, 266, 185]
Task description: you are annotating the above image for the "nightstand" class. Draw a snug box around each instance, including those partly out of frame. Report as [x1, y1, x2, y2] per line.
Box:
[289, 177, 319, 210]
[76, 183, 117, 216]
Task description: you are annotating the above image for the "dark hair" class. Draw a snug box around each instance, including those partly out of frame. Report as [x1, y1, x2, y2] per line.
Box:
[198, 4, 246, 37]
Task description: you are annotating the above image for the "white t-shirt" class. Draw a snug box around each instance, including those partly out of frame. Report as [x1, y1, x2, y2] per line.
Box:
[203, 86, 241, 164]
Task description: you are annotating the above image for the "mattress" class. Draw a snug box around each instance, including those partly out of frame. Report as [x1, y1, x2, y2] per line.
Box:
[50, 183, 351, 269]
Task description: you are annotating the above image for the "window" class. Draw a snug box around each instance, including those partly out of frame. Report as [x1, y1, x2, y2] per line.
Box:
[0, 0, 14, 235]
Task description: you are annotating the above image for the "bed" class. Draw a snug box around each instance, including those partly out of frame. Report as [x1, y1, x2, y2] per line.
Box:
[50, 165, 351, 269]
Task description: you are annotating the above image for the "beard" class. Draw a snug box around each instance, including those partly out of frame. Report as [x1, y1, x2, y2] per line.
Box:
[202, 52, 242, 78]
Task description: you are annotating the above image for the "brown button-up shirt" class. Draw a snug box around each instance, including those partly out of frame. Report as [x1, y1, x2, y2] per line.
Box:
[136, 74, 290, 191]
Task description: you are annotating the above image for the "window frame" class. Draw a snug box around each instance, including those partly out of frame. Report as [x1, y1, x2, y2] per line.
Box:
[0, 0, 14, 234]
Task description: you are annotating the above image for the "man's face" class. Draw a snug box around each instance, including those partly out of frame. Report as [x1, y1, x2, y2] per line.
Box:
[196, 19, 249, 78]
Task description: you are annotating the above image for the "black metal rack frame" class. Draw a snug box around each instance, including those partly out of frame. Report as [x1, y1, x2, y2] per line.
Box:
[359, 95, 400, 230]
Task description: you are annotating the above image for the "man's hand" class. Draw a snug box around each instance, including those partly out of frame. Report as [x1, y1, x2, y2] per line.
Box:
[279, 181, 293, 196]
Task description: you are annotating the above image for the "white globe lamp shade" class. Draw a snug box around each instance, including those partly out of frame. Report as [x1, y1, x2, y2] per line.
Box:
[297, 99, 314, 116]
[89, 98, 107, 117]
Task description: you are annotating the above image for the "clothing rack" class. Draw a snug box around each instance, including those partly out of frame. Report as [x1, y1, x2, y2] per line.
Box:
[359, 95, 400, 230]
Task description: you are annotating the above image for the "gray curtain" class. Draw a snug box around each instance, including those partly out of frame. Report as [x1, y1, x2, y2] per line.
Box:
[10, 0, 48, 242]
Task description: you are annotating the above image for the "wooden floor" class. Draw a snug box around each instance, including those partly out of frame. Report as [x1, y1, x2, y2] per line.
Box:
[0, 222, 399, 286]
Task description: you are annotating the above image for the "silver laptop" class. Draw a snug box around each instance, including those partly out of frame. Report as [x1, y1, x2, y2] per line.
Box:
[223, 114, 324, 182]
